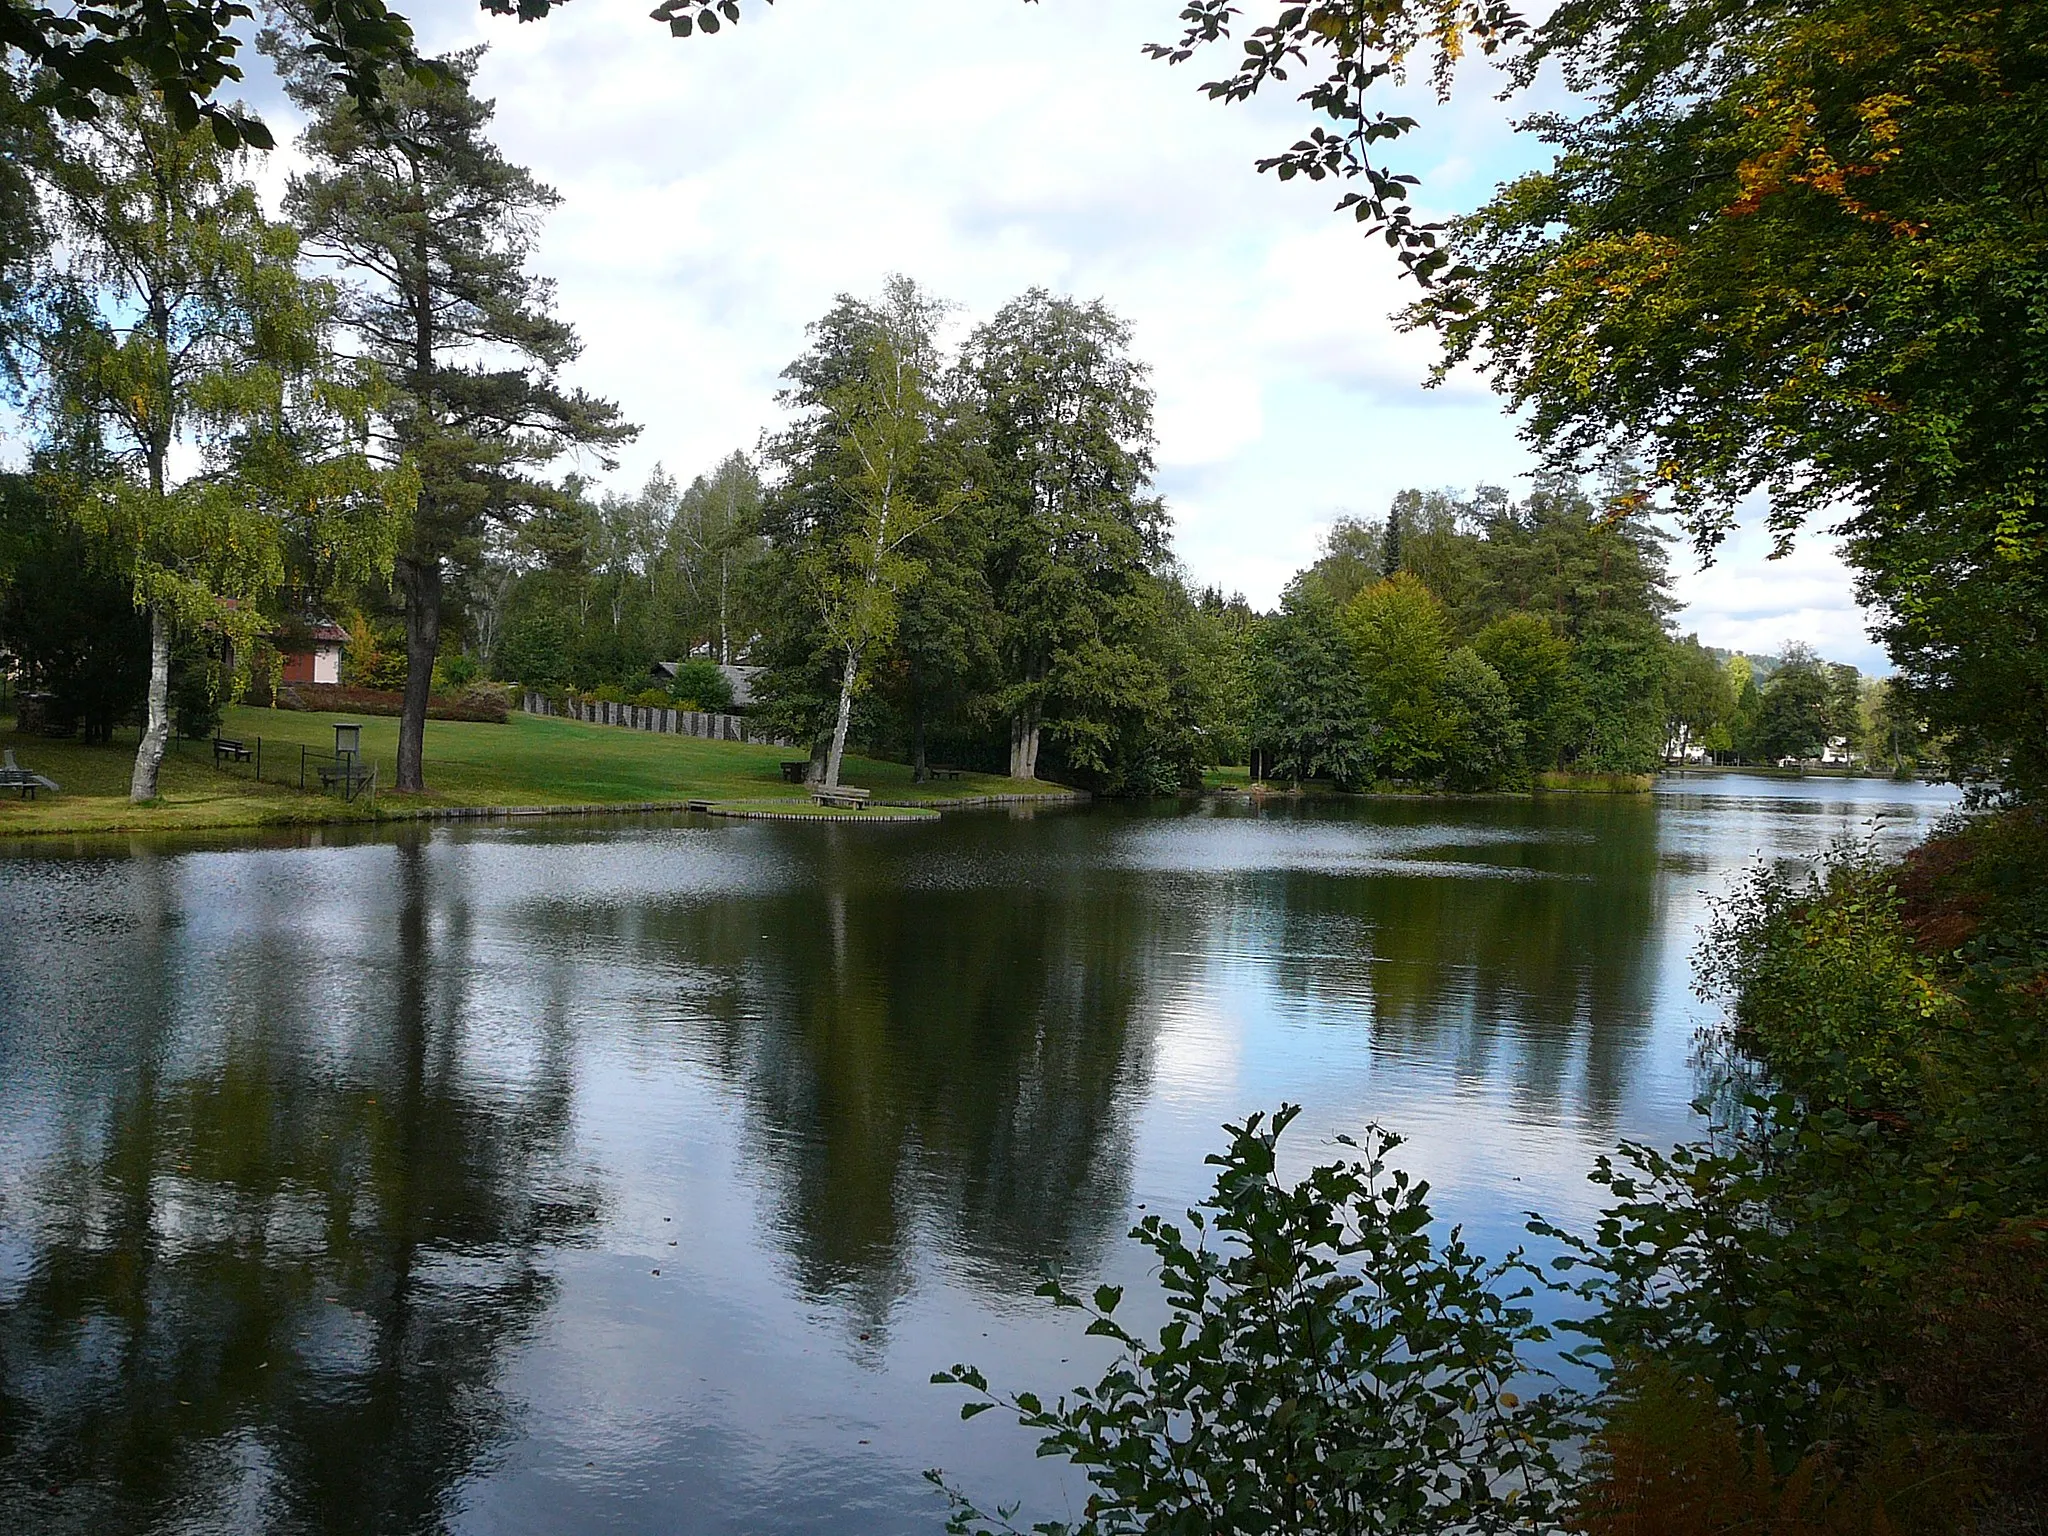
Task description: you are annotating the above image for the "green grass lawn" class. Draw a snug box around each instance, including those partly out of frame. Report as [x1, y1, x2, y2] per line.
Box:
[0, 706, 1068, 838]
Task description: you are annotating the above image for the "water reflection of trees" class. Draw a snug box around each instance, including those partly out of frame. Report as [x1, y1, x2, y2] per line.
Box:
[0, 839, 601, 1533]
[519, 819, 1169, 1320]
[1252, 798, 1665, 1124]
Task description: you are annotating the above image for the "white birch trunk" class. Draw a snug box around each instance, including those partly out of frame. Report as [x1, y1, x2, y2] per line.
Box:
[129, 605, 172, 802]
[824, 645, 859, 789]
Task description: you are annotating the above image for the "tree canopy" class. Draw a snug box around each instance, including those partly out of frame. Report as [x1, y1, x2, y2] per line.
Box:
[0, 0, 774, 149]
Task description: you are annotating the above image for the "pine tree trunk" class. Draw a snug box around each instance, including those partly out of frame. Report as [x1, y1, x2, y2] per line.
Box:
[824, 647, 858, 789]
[395, 553, 442, 793]
[128, 605, 172, 803]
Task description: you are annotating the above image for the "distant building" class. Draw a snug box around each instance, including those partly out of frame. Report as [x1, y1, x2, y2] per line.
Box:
[649, 660, 762, 708]
[719, 664, 760, 707]
[278, 621, 349, 685]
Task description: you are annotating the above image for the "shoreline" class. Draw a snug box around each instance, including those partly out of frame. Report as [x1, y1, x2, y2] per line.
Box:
[1210, 766, 1940, 800]
[0, 782, 1090, 843]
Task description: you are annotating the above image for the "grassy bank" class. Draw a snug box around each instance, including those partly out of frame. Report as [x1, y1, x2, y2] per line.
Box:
[1535, 769, 1656, 794]
[0, 705, 1072, 838]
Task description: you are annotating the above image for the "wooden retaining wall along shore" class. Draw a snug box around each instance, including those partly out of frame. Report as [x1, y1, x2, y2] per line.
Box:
[521, 691, 786, 745]
[375, 790, 1087, 827]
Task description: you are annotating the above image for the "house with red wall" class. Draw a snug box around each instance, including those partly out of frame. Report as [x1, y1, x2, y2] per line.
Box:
[278, 621, 350, 685]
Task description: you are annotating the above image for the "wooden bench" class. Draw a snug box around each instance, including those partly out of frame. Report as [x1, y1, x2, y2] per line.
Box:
[0, 748, 59, 800]
[780, 760, 811, 784]
[810, 785, 872, 810]
[213, 736, 253, 763]
[925, 766, 964, 781]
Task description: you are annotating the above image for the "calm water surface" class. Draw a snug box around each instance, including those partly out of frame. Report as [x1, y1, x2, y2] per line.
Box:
[0, 775, 1960, 1532]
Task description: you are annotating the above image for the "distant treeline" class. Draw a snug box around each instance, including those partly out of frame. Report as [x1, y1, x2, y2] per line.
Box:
[339, 386, 1927, 793]
[431, 279, 1252, 793]
[1251, 480, 1931, 790]
[3, 257, 1929, 794]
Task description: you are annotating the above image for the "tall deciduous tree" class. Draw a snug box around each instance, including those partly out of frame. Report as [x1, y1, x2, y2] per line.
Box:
[279, 43, 633, 791]
[32, 84, 406, 800]
[1753, 644, 1832, 764]
[1410, 0, 2048, 791]
[885, 495, 997, 782]
[1472, 611, 1574, 776]
[1344, 572, 1452, 781]
[667, 451, 765, 664]
[967, 290, 1165, 781]
[1300, 514, 1384, 608]
[754, 279, 967, 781]
[1663, 635, 1733, 762]
[1248, 585, 1374, 788]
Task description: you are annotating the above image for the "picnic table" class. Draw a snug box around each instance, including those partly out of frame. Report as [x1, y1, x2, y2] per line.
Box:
[1, 748, 59, 800]
[810, 785, 872, 810]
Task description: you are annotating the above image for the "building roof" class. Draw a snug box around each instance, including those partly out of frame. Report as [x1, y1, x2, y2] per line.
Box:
[720, 664, 760, 706]
[273, 619, 350, 646]
[651, 660, 761, 706]
[269, 619, 350, 647]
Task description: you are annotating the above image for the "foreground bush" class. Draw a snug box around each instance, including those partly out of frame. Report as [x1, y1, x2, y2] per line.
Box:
[930, 1107, 1563, 1535]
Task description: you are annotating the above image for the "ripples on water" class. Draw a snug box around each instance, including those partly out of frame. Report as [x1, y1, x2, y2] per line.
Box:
[0, 775, 1960, 1533]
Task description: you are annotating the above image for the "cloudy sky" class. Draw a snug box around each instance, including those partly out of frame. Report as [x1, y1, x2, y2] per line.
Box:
[255, 0, 1885, 670]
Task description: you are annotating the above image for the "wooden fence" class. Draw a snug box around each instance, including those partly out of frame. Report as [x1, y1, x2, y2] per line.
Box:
[522, 691, 787, 746]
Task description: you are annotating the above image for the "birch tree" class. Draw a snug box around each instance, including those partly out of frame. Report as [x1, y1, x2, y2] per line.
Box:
[811, 306, 963, 789]
[667, 452, 763, 663]
[34, 84, 408, 801]
[278, 43, 633, 792]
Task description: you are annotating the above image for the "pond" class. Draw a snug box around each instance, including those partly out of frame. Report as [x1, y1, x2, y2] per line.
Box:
[0, 774, 1961, 1533]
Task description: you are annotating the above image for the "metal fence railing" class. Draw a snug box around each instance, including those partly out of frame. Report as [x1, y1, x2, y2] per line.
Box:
[168, 729, 385, 810]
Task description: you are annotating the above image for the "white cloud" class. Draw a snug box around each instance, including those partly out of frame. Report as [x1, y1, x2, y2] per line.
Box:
[1669, 516, 1887, 672]
[250, 0, 1871, 654]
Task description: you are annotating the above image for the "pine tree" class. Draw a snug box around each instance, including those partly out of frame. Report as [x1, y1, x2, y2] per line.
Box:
[278, 43, 634, 791]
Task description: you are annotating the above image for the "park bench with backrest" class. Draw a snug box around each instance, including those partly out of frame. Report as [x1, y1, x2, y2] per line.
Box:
[925, 766, 964, 780]
[810, 785, 872, 810]
[781, 760, 811, 784]
[213, 736, 253, 764]
[1, 748, 60, 800]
